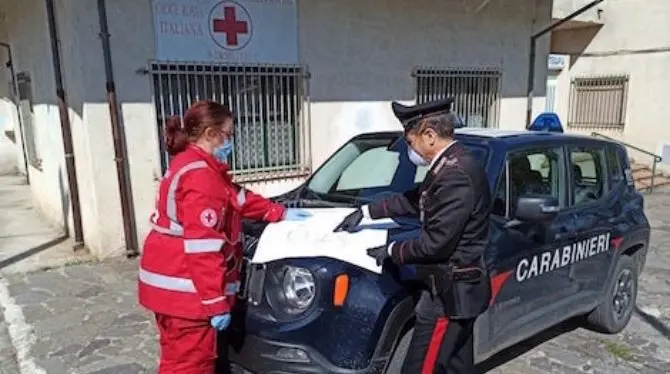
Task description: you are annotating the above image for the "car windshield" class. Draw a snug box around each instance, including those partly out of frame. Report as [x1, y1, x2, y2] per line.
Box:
[305, 135, 490, 203]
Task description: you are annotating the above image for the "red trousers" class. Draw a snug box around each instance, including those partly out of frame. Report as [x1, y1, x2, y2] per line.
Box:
[155, 314, 217, 374]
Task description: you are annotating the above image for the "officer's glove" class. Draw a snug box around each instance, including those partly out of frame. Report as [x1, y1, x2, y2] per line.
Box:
[210, 313, 231, 331]
[366, 244, 390, 266]
[333, 208, 364, 233]
[284, 208, 312, 221]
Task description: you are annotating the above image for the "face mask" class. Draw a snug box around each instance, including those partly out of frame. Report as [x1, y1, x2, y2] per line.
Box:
[408, 147, 428, 167]
[213, 139, 234, 162]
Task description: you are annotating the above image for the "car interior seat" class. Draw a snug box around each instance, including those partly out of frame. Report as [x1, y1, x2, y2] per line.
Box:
[510, 156, 545, 195]
[573, 163, 598, 203]
[573, 164, 583, 184]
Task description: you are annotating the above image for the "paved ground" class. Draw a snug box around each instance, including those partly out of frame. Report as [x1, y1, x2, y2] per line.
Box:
[0, 173, 669, 373]
[0, 173, 94, 374]
[0, 174, 91, 274]
[0, 136, 19, 176]
[4, 260, 157, 373]
[0, 313, 20, 374]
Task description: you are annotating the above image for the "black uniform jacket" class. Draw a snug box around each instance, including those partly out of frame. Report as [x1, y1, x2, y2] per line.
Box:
[368, 141, 491, 267]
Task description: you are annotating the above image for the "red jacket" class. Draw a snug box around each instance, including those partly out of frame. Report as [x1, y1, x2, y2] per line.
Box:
[138, 145, 286, 319]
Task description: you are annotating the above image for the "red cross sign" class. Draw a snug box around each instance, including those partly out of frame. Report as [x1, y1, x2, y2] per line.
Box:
[200, 208, 218, 228]
[209, 1, 252, 51]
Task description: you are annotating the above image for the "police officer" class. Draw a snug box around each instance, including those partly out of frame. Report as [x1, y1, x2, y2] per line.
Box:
[334, 99, 491, 373]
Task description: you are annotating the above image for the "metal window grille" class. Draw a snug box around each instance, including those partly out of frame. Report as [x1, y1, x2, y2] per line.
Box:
[149, 61, 311, 182]
[568, 75, 628, 129]
[413, 67, 502, 128]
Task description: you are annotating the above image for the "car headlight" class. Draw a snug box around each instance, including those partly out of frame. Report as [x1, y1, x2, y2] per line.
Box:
[281, 266, 316, 314]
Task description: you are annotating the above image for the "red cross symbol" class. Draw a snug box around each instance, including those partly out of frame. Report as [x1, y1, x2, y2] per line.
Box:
[212, 6, 248, 46]
[200, 208, 218, 228]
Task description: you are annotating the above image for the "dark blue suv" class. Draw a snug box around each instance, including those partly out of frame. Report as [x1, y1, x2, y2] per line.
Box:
[229, 127, 650, 374]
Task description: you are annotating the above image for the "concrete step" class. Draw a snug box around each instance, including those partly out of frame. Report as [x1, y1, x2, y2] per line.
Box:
[635, 176, 670, 191]
[633, 168, 654, 180]
[633, 168, 664, 181]
[630, 162, 650, 172]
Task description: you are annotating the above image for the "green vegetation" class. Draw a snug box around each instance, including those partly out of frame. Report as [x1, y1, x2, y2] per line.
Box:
[602, 340, 634, 361]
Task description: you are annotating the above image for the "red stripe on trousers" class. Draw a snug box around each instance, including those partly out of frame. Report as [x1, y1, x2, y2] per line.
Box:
[421, 317, 449, 374]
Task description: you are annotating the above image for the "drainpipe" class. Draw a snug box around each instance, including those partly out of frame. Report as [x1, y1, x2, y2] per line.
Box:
[97, 0, 139, 258]
[45, 0, 85, 250]
[525, 0, 604, 128]
[0, 42, 29, 184]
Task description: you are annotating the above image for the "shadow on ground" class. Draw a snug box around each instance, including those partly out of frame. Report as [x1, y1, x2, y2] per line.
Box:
[0, 235, 68, 270]
[477, 319, 581, 373]
[634, 306, 670, 341]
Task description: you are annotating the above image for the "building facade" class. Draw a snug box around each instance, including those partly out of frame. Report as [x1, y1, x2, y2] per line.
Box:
[0, 0, 553, 257]
[550, 0, 670, 171]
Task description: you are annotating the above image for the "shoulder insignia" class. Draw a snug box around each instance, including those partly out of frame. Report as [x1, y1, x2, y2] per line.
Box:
[446, 157, 458, 166]
[200, 208, 218, 228]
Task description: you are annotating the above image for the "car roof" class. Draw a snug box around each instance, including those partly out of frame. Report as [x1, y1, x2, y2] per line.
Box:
[355, 128, 617, 147]
[456, 128, 529, 138]
[454, 127, 590, 140]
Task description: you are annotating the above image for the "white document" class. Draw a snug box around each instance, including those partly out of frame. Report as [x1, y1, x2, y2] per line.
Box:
[251, 208, 400, 274]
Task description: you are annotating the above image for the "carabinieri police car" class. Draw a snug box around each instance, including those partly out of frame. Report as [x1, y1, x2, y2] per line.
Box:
[228, 120, 650, 373]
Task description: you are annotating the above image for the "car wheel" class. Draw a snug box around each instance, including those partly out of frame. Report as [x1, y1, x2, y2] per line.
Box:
[586, 255, 637, 333]
[385, 328, 413, 374]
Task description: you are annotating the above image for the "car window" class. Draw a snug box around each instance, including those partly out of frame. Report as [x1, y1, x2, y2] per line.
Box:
[492, 147, 564, 217]
[606, 145, 625, 188]
[527, 153, 551, 178]
[414, 165, 429, 183]
[337, 147, 398, 190]
[569, 146, 607, 205]
[307, 136, 490, 201]
[414, 145, 489, 184]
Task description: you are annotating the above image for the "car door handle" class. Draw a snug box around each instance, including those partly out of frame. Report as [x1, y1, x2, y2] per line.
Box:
[540, 205, 561, 214]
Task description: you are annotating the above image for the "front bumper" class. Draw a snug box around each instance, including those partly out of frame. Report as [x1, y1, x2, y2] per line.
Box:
[229, 334, 388, 374]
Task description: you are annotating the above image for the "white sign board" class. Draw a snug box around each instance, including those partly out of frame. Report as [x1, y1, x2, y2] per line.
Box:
[548, 54, 566, 70]
[152, 0, 298, 64]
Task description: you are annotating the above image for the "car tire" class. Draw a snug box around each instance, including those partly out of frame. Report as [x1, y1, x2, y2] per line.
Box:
[586, 255, 637, 334]
[385, 328, 413, 374]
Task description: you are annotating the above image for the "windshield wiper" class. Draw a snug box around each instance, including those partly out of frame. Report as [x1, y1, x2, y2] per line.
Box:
[269, 187, 350, 208]
[297, 199, 355, 208]
[306, 188, 368, 203]
[285, 188, 361, 208]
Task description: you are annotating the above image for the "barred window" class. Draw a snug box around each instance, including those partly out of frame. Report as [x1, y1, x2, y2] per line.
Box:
[414, 67, 502, 128]
[568, 75, 628, 129]
[150, 62, 311, 182]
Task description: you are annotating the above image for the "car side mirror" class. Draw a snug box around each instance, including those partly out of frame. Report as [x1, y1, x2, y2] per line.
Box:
[514, 195, 560, 222]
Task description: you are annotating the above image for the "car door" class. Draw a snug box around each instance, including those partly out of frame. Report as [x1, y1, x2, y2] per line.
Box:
[564, 142, 621, 303]
[487, 145, 577, 349]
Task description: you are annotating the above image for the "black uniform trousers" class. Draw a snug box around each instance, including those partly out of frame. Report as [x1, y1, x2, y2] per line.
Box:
[401, 293, 476, 374]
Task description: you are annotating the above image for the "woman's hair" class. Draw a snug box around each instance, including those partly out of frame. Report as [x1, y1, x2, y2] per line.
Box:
[164, 100, 233, 155]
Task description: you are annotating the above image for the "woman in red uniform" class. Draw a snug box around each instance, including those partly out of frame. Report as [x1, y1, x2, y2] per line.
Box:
[138, 100, 310, 373]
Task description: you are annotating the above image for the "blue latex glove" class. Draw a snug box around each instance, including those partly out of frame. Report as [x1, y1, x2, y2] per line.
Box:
[284, 208, 312, 221]
[210, 314, 231, 331]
